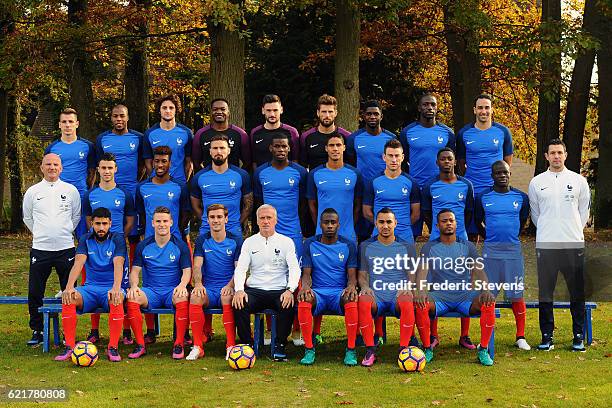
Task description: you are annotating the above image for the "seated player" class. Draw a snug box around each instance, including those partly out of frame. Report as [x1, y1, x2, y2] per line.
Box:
[187, 204, 242, 360]
[414, 209, 496, 366]
[126, 206, 192, 359]
[357, 208, 430, 367]
[297, 208, 359, 366]
[55, 207, 127, 362]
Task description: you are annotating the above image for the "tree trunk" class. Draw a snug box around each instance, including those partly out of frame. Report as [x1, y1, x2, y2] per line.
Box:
[562, 0, 597, 173]
[6, 91, 23, 232]
[334, 0, 360, 132]
[594, 10, 612, 229]
[443, 1, 482, 134]
[67, 0, 97, 140]
[0, 88, 7, 208]
[534, 0, 562, 175]
[209, 21, 245, 129]
[124, 0, 150, 133]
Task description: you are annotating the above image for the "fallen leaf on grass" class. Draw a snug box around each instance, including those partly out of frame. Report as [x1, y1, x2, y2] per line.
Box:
[486, 398, 494, 403]
[403, 378, 412, 384]
[334, 392, 347, 397]
[201, 377, 209, 381]
[262, 370, 271, 375]
[39, 379, 46, 382]
[75, 390, 84, 396]
[578, 357, 585, 361]
[217, 376, 225, 380]
[528, 356, 536, 360]
[298, 388, 308, 393]
[323, 368, 331, 371]
[431, 401, 441, 406]
[554, 355, 560, 359]
[454, 394, 463, 398]
[72, 370, 78, 374]
[336, 402, 353, 405]
[504, 352, 513, 357]
[200, 367, 208, 371]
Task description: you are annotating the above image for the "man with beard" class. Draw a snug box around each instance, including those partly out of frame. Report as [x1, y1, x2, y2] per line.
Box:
[54, 207, 127, 362]
[143, 94, 193, 184]
[192, 98, 250, 170]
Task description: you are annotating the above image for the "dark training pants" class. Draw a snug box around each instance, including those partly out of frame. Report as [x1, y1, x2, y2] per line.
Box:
[234, 287, 295, 346]
[28, 248, 74, 331]
[537, 248, 586, 337]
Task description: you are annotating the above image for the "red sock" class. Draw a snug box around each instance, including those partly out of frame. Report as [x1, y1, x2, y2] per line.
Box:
[127, 302, 144, 346]
[398, 301, 415, 348]
[265, 314, 272, 331]
[189, 303, 205, 348]
[297, 302, 313, 348]
[344, 302, 358, 349]
[108, 303, 123, 349]
[62, 303, 77, 348]
[358, 299, 375, 347]
[512, 299, 527, 338]
[174, 301, 189, 346]
[145, 313, 155, 331]
[204, 313, 213, 335]
[222, 304, 236, 348]
[90, 313, 100, 330]
[374, 316, 384, 337]
[415, 303, 431, 348]
[460, 317, 470, 337]
[313, 315, 323, 335]
[480, 303, 496, 346]
[129, 241, 138, 268]
[123, 315, 130, 330]
[431, 317, 439, 338]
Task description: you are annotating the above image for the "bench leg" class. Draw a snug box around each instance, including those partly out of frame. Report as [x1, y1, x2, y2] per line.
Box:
[155, 314, 160, 336]
[270, 313, 277, 358]
[253, 314, 261, 357]
[488, 328, 495, 359]
[42, 311, 50, 353]
[52, 313, 60, 347]
[382, 317, 387, 343]
[585, 308, 593, 345]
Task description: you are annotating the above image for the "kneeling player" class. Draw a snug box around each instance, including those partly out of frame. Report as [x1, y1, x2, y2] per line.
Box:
[187, 204, 241, 360]
[55, 207, 127, 362]
[357, 208, 430, 367]
[297, 208, 359, 365]
[414, 209, 496, 366]
[126, 206, 192, 359]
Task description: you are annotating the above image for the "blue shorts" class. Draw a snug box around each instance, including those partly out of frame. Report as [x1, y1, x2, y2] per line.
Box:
[206, 286, 223, 309]
[411, 217, 424, 239]
[312, 287, 343, 316]
[291, 236, 304, 264]
[375, 299, 399, 318]
[484, 257, 524, 299]
[434, 301, 473, 318]
[142, 287, 175, 310]
[77, 284, 125, 314]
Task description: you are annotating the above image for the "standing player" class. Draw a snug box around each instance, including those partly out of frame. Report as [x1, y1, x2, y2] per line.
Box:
[421, 148, 475, 348]
[528, 139, 590, 352]
[186, 204, 242, 360]
[45, 108, 96, 238]
[126, 207, 192, 359]
[143, 94, 193, 184]
[192, 98, 251, 170]
[414, 209, 497, 366]
[82, 153, 135, 344]
[299, 94, 352, 170]
[232, 205, 301, 361]
[356, 208, 429, 366]
[250, 94, 300, 170]
[297, 208, 359, 366]
[54, 208, 127, 362]
[456, 94, 513, 238]
[191, 134, 252, 239]
[307, 134, 362, 242]
[474, 160, 530, 350]
[399, 93, 455, 237]
[363, 139, 420, 243]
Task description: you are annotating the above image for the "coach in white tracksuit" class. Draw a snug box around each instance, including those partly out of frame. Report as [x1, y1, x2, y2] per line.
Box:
[528, 139, 590, 351]
[22, 153, 81, 346]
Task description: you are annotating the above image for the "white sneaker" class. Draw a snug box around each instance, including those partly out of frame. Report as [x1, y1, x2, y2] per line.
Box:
[54, 290, 63, 298]
[263, 331, 272, 346]
[515, 338, 531, 351]
[292, 333, 305, 347]
[186, 346, 204, 360]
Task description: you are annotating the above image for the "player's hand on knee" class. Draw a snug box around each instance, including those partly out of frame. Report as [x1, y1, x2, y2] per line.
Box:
[232, 290, 247, 309]
[359, 287, 374, 297]
[479, 290, 495, 307]
[414, 291, 429, 309]
[62, 287, 76, 305]
[127, 286, 141, 300]
[174, 284, 188, 298]
[220, 285, 234, 297]
[192, 283, 206, 298]
[107, 286, 123, 306]
[297, 287, 313, 303]
[280, 290, 294, 308]
[397, 290, 413, 301]
[342, 284, 358, 302]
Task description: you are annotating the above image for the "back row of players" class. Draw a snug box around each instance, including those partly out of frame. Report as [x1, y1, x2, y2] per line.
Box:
[45, 92, 521, 366]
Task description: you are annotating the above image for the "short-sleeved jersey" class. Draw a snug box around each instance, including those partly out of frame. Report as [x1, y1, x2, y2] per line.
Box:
[363, 172, 421, 242]
[76, 231, 126, 286]
[420, 238, 480, 302]
[299, 127, 352, 170]
[135, 178, 191, 239]
[253, 162, 307, 239]
[192, 125, 250, 170]
[421, 175, 474, 241]
[346, 128, 396, 185]
[83, 185, 136, 235]
[142, 123, 193, 184]
[193, 232, 242, 288]
[399, 122, 455, 187]
[45, 138, 96, 192]
[456, 122, 513, 193]
[250, 124, 300, 168]
[306, 164, 363, 241]
[95, 129, 143, 193]
[302, 235, 358, 289]
[133, 235, 191, 288]
[474, 187, 529, 259]
[359, 237, 417, 303]
[190, 165, 251, 236]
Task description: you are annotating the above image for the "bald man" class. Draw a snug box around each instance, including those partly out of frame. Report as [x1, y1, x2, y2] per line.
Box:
[23, 154, 81, 346]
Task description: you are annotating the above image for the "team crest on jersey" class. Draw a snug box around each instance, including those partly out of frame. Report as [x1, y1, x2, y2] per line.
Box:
[61, 195, 67, 200]
[114, 199, 121, 207]
[167, 191, 174, 199]
[437, 136, 444, 144]
[226, 248, 233, 256]
[31, 257, 37, 264]
[344, 178, 351, 186]
[338, 252, 345, 261]
[176, 137, 183, 146]
[567, 184, 573, 191]
[106, 250, 113, 258]
[288, 177, 295, 187]
[229, 139, 235, 147]
[229, 180, 236, 189]
[458, 192, 464, 201]
[513, 201, 519, 209]
[402, 187, 408, 195]
[129, 142, 136, 150]
[169, 253, 176, 262]
[493, 138, 499, 146]
[79, 151, 85, 159]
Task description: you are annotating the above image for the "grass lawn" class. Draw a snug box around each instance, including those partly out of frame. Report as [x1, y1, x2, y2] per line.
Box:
[0, 234, 610, 407]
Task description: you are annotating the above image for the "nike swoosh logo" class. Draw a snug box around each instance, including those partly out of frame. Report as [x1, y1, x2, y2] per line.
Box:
[310, 144, 318, 148]
[255, 139, 263, 144]
[68, 257, 75, 261]
[357, 145, 366, 149]
[144, 255, 153, 259]
[37, 197, 44, 201]
[410, 137, 419, 141]
[466, 141, 475, 145]
[88, 252, 94, 254]
[540, 187, 548, 190]
[312, 253, 322, 257]
[432, 195, 440, 199]
[485, 203, 493, 207]
[143, 194, 152, 198]
[112, 317, 123, 321]
[152, 140, 161, 145]
[204, 141, 210, 145]
[376, 190, 385, 194]
[204, 249, 212, 253]
[202, 184, 211, 188]
[263, 181, 272, 185]
[103, 145, 112, 149]
[91, 201, 100, 205]
[318, 180, 327, 185]
[251, 251, 259, 254]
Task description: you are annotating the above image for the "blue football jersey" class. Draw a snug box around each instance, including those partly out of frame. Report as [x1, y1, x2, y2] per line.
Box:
[347, 128, 397, 185]
[83, 185, 136, 235]
[143, 123, 193, 184]
[95, 130, 143, 193]
[135, 178, 191, 239]
[76, 232, 127, 286]
[193, 232, 242, 288]
[133, 235, 191, 288]
[45, 138, 96, 193]
[302, 235, 358, 289]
